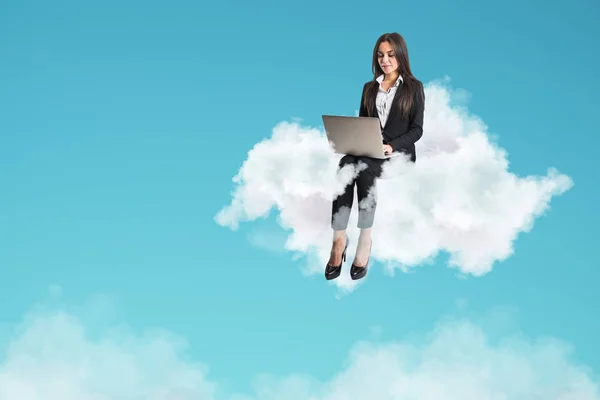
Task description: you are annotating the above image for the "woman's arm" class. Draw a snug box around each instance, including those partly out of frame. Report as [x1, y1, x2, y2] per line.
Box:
[359, 82, 369, 117]
[389, 81, 425, 151]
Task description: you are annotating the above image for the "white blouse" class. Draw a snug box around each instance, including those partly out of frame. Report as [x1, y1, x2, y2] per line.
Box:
[375, 73, 403, 128]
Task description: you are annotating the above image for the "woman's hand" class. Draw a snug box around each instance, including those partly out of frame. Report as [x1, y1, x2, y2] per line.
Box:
[383, 144, 393, 155]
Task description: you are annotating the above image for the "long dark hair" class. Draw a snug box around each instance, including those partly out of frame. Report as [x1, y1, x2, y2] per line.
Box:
[362, 32, 423, 120]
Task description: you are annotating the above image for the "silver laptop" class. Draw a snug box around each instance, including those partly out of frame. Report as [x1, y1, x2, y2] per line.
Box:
[322, 115, 388, 159]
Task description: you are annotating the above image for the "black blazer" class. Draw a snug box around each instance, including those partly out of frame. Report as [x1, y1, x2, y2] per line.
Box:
[358, 79, 425, 162]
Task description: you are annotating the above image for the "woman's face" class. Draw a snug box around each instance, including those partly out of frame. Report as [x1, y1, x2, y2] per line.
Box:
[377, 41, 398, 75]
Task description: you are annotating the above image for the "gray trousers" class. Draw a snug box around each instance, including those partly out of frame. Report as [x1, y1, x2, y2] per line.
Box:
[331, 154, 386, 230]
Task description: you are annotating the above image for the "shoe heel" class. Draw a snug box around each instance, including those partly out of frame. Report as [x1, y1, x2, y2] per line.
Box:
[342, 236, 348, 261]
[350, 241, 371, 280]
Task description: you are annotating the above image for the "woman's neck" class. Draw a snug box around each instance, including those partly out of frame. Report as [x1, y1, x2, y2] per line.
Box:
[384, 70, 399, 82]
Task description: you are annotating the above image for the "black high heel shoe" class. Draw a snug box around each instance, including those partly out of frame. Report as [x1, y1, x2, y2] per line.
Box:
[325, 236, 349, 280]
[350, 241, 371, 280]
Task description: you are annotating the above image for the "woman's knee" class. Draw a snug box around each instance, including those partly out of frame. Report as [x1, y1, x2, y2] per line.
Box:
[338, 154, 356, 167]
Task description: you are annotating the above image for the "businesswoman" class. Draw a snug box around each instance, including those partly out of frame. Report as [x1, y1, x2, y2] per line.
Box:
[325, 32, 425, 281]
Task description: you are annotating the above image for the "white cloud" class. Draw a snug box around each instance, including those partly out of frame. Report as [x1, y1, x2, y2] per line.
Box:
[215, 78, 573, 292]
[0, 300, 598, 400]
[243, 317, 600, 400]
[0, 305, 217, 400]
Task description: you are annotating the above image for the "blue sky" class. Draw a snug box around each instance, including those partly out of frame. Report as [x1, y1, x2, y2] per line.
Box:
[1, 0, 599, 398]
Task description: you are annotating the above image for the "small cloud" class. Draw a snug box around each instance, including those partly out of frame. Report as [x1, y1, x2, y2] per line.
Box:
[454, 297, 469, 310]
[0, 303, 216, 400]
[244, 315, 599, 400]
[246, 227, 289, 255]
[368, 325, 383, 340]
[48, 284, 62, 298]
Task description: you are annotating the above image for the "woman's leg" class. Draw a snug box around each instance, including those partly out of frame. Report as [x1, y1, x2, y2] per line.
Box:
[331, 155, 356, 231]
[356, 166, 378, 230]
[351, 157, 384, 272]
[328, 155, 356, 267]
[353, 162, 378, 267]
